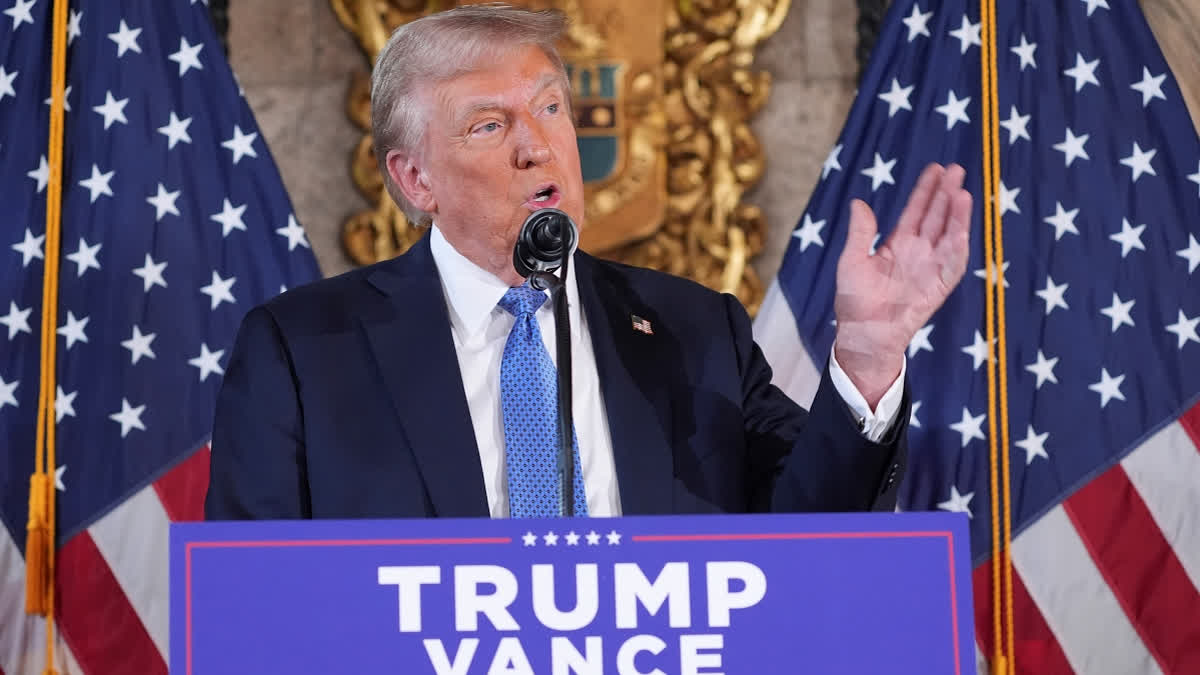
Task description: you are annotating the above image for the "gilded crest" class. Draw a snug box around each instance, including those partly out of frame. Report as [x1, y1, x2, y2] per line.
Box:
[330, 0, 787, 313]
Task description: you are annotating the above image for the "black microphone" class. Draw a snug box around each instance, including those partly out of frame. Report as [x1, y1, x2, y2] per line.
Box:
[512, 208, 578, 517]
[513, 208, 578, 286]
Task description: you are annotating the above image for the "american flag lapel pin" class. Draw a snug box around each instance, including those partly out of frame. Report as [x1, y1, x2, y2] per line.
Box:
[631, 314, 653, 335]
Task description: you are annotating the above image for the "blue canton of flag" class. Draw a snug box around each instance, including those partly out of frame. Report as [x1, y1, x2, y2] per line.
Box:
[755, 0, 1200, 672]
[0, 0, 320, 672]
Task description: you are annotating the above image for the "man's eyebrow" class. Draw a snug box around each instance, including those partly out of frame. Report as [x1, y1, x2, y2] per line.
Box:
[452, 73, 567, 126]
[532, 72, 565, 97]
[454, 100, 504, 127]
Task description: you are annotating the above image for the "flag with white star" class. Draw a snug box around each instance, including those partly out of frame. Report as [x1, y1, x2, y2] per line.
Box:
[0, 1, 320, 672]
[754, 0, 1200, 672]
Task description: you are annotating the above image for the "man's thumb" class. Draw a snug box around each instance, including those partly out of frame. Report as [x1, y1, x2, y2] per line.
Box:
[845, 199, 879, 258]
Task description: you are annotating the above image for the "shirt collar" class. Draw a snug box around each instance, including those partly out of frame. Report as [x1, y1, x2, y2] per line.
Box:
[429, 224, 581, 338]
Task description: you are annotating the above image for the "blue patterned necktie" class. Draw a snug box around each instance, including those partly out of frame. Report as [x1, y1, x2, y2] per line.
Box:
[498, 284, 588, 518]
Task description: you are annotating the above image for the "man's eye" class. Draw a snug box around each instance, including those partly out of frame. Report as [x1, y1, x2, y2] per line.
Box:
[546, 103, 559, 115]
[475, 122, 500, 134]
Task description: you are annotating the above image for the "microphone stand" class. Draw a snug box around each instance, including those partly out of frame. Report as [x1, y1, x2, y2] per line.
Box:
[530, 251, 574, 518]
[519, 208, 578, 518]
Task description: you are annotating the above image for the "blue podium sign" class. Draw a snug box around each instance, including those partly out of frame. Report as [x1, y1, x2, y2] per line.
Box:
[171, 512, 975, 674]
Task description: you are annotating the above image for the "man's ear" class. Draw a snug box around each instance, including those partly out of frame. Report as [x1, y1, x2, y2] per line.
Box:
[385, 149, 437, 214]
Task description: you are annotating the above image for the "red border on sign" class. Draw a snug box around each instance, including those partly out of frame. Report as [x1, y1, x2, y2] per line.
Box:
[634, 529, 962, 675]
[185, 536, 511, 675]
[185, 530, 962, 675]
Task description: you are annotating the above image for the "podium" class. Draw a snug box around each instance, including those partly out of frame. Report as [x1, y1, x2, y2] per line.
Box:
[170, 512, 976, 674]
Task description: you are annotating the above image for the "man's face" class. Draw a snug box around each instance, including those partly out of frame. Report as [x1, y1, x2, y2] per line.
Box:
[394, 44, 584, 286]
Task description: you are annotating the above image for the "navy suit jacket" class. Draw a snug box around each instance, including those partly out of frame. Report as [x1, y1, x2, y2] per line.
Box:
[204, 235, 908, 520]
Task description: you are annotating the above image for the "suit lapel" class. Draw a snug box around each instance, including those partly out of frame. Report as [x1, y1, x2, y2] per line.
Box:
[575, 253, 674, 514]
[360, 237, 489, 517]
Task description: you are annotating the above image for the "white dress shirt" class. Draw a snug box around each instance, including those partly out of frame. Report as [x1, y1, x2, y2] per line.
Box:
[428, 225, 905, 518]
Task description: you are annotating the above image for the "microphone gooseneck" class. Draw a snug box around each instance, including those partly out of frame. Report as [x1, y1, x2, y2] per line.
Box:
[512, 208, 578, 517]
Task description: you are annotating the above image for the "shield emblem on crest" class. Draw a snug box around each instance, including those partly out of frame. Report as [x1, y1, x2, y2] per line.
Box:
[553, 0, 667, 254]
[570, 62, 623, 183]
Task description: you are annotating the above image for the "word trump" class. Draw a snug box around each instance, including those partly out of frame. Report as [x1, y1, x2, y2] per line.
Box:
[377, 561, 767, 675]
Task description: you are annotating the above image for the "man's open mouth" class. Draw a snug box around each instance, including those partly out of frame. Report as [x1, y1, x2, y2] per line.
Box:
[525, 184, 562, 209]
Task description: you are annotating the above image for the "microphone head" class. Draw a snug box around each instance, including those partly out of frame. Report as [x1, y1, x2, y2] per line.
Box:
[513, 208, 577, 279]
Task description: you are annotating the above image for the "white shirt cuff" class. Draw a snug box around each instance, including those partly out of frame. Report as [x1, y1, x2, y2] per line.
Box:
[827, 344, 906, 442]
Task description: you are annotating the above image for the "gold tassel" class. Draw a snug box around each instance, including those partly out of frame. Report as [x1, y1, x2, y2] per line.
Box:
[25, 473, 51, 615]
[25, 474, 51, 614]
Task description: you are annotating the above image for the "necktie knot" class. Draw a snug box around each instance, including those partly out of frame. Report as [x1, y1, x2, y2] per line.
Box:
[499, 285, 547, 318]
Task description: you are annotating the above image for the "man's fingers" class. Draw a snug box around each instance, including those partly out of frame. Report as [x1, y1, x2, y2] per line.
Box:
[845, 198, 880, 261]
[894, 163, 944, 237]
[918, 164, 967, 241]
[934, 189, 973, 288]
[947, 183, 973, 240]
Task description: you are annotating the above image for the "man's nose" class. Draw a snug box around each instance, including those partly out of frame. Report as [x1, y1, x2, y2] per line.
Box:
[513, 118, 552, 169]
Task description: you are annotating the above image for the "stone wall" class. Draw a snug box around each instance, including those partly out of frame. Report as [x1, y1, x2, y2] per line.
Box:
[228, 0, 1200, 284]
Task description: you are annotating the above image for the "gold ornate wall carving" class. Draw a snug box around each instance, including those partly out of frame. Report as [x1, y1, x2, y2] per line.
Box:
[329, 0, 788, 313]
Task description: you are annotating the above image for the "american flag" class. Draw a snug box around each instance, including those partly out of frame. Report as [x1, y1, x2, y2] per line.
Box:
[0, 1, 320, 672]
[631, 314, 654, 335]
[754, 0, 1200, 673]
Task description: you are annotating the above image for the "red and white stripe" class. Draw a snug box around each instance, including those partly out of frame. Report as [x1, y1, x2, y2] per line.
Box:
[0, 446, 210, 675]
[756, 281, 1200, 675]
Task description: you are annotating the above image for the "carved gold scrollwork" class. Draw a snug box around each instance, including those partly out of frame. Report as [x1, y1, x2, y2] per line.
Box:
[329, 0, 788, 315]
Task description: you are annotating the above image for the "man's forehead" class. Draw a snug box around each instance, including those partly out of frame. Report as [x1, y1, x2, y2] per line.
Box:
[445, 69, 566, 110]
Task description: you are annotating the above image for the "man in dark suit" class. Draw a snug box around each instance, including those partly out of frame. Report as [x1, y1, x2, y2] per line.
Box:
[204, 4, 972, 521]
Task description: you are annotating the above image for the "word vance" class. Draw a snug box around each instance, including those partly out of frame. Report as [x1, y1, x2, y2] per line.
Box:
[377, 561, 768, 675]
